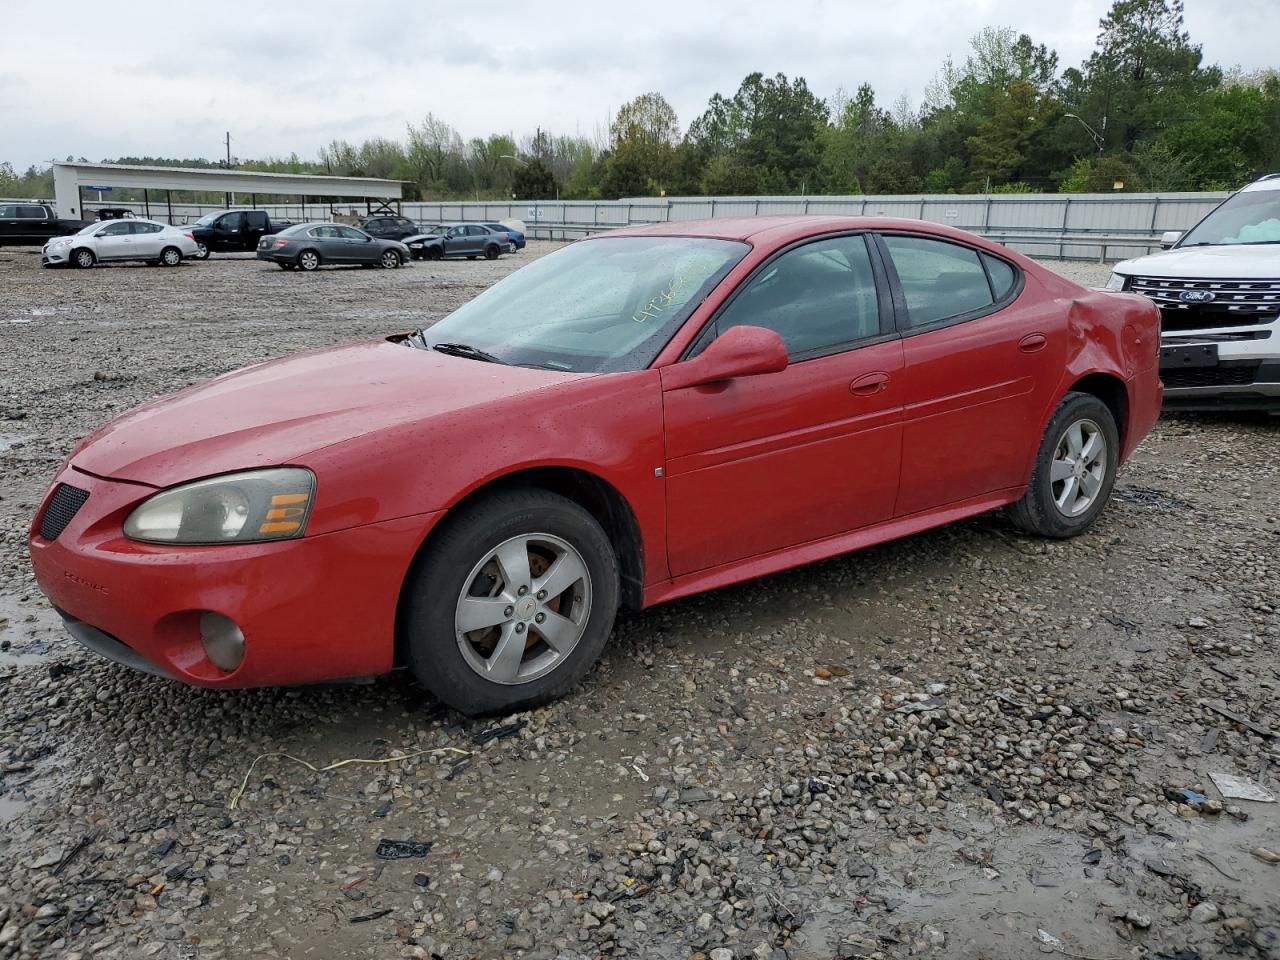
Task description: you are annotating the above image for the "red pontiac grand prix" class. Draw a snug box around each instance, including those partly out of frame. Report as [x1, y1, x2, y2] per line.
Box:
[28, 217, 1162, 714]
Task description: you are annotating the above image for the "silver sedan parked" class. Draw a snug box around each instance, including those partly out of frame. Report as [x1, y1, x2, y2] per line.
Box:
[256, 223, 409, 271]
[41, 219, 200, 268]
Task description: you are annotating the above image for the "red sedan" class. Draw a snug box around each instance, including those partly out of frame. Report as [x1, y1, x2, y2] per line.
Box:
[28, 217, 1161, 714]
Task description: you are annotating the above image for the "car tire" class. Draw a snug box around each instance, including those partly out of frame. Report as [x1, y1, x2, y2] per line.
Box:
[403, 489, 619, 715]
[159, 246, 182, 267]
[485, 244, 500, 260]
[1008, 391, 1119, 539]
[194, 242, 210, 260]
[71, 248, 95, 269]
[297, 249, 321, 272]
[380, 250, 402, 269]
[426, 247, 443, 261]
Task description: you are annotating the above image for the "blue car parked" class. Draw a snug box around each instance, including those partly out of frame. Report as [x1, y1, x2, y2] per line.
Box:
[483, 222, 526, 251]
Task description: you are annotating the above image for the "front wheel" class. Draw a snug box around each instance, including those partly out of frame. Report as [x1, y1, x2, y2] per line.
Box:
[403, 489, 619, 715]
[194, 242, 210, 260]
[1009, 392, 1119, 539]
[72, 248, 96, 269]
[380, 249, 402, 269]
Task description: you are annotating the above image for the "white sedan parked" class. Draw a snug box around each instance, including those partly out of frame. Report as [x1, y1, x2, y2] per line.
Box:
[41, 219, 201, 268]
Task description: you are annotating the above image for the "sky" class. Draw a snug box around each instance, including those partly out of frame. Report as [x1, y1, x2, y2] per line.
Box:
[2, 0, 1276, 170]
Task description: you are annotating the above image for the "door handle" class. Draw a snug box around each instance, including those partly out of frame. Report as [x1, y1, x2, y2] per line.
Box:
[1019, 333, 1047, 353]
[850, 371, 890, 395]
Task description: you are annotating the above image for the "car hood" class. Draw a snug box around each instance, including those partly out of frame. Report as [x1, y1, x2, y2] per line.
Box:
[1115, 244, 1280, 280]
[70, 339, 589, 487]
[402, 232, 443, 243]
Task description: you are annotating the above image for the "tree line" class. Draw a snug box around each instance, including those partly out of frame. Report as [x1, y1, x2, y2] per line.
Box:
[4, 0, 1277, 204]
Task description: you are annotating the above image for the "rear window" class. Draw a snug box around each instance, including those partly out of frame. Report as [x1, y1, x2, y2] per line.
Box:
[882, 235, 995, 328]
[982, 253, 1017, 300]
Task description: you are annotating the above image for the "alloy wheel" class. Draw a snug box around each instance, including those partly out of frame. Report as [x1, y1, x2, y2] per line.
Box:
[454, 533, 592, 685]
[1050, 418, 1106, 517]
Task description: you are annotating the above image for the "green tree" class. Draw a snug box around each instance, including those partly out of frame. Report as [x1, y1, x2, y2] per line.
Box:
[600, 92, 679, 198]
[512, 158, 559, 200]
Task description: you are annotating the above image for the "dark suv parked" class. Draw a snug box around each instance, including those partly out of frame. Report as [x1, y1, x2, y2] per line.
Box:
[360, 215, 420, 241]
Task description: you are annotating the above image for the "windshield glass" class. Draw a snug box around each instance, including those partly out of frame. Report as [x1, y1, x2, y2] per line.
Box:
[423, 236, 749, 372]
[193, 214, 218, 227]
[1181, 187, 1280, 246]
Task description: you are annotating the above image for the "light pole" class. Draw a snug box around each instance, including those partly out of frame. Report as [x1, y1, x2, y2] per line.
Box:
[1064, 113, 1106, 153]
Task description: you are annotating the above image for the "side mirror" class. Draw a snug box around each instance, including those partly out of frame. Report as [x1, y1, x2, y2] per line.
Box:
[1160, 230, 1182, 249]
[662, 325, 789, 390]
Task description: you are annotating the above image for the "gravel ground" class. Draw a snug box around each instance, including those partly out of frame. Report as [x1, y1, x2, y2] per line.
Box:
[0, 243, 1277, 960]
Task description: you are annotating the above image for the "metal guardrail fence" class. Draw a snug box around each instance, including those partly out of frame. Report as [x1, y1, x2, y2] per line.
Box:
[34, 191, 1228, 262]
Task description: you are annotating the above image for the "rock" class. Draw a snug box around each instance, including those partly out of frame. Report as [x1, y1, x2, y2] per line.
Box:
[506, 930, 535, 950]
[1190, 902, 1219, 924]
[710, 950, 734, 960]
[1187, 616, 1210, 628]
[696, 912, 713, 932]
[1122, 909, 1152, 929]
[1251, 847, 1280, 864]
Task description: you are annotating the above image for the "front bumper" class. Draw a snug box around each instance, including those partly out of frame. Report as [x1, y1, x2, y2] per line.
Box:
[41, 245, 72, 265]
[28, 466, 442, 687]
[1159, 323, 1280, 410]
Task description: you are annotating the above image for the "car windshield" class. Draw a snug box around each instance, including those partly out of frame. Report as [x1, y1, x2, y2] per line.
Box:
[422, 236, 749, 372]
[1181, 187, 1280, 246]
[193, 214, 218, 227]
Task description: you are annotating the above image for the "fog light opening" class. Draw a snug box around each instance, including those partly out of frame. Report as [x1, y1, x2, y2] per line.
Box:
[199, 612, 245, 673]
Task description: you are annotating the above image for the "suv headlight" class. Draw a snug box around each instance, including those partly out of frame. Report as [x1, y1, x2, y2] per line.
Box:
[1106, 272, 1127, 291]
[124, 468, 315, 544]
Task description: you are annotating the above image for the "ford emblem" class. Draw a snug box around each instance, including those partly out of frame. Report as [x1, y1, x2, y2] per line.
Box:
[1179, 289, 1215, 304]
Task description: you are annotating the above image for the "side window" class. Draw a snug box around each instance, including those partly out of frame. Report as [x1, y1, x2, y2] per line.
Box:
[468, 225, 488, 237]
[982, 253, 1017, 300]
[711, 235, 880, 358]
[130, 222, 162, 234]
[0, 205, 17, 217]
[881, 235, 994, 328]
[310, 226, 335, 238]
[447, 226, 466, 238]
[99, 222, 132, 236]
[339, 226, 367, 240]
[19, 205, 49, 219]
[219, 214, 242, 231]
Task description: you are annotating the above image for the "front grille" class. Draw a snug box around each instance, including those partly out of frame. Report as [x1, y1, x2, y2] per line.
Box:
[1130, 276, 1280, 332]
[38, 484, 89, 541]
[1162, 363, 1260, 390]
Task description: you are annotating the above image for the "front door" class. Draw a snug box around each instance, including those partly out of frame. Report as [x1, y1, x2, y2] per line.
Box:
[661, 233, 905, 576]
[93, 221, 134, 259]
[875, 233, 1066, 516]
[339, 226, 377, 261]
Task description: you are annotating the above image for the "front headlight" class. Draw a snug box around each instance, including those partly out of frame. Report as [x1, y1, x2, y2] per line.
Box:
[124, 468, 315, 544]
[1106, 272, 1127, 291]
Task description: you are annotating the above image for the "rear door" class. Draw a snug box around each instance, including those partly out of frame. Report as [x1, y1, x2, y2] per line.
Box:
[875, 232, 1064, 516]
[467, 225, 490, 253]
[309, 226, 344, 261]
[662, 233, 905, 576]
[129, 222, 165, 258]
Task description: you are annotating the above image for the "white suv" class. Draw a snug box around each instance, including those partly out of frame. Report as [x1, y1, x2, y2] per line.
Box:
[1109, 174, 1280, 411]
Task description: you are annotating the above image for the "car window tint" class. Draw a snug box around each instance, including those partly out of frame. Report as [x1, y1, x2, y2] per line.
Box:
[339, 226, 366, 240]
[310, 226, 334, 238]
[713, 235, 880, 357]
[0, 206, 16, 217]
[467, 226, 486, 236]
[131, 222, 162, 234]
[982, 253, 1017, 300]
[99, 222, 132, 236]
[882, 235, 994, 327]
[19, 205, 47, 219]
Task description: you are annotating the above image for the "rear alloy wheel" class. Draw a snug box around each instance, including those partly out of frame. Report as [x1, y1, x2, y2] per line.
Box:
[159, 246, 182, 267]
[403, 489, 619, 715]
[380, 249, 402, 269]
[485, 244, 500, 260]
[297, 249, 321, 272]
[72, 248, 95, 269]
[1009, 392, 1119, 539]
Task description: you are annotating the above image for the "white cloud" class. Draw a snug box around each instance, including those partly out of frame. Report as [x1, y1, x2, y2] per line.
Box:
[5, 0, 1275, 169]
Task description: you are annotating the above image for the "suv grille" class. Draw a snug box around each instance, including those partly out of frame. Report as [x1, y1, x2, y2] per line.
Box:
[1162, 363, 1260, 390]
[38, 484, 90, 541]
[1130, 276, 1280, 332]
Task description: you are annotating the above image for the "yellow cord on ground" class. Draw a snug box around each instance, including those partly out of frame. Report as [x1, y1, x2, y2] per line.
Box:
[228, 746, 470, 809]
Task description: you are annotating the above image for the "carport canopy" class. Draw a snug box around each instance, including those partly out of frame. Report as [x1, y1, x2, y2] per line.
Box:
[52, 162, 403, 220]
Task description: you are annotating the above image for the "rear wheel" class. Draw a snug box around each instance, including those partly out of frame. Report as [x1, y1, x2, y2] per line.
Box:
[72, 248, 95, 269]
[297, 249, 321, 272]
[1009, 392, 1119, 539]
[159, 246, 182, 267]
[380, 249, 402, 269]
[485, 244, 499, 260]
[403, 489, 619, 715]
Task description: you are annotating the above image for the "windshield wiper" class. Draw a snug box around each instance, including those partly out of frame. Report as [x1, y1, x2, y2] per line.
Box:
[430, 341, 508, 365]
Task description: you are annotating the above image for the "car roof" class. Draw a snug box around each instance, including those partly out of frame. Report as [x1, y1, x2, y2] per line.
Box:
[602, 215, 1009, 249]
[1241, 174, 1280, 194]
